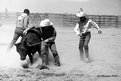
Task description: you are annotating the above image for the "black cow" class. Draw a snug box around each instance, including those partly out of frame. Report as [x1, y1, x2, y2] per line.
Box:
[15, 27, 42, 64]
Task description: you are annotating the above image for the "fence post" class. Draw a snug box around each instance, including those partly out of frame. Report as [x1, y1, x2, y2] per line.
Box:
[98, 15, 101, 27]
[0, 13, 1, 23]
[116, 16, 118, 28]
[62, 14, 65, 27]
[44, 13, 48, 19]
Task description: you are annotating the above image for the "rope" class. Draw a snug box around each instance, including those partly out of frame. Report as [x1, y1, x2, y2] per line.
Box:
[27, 42, 41, 47]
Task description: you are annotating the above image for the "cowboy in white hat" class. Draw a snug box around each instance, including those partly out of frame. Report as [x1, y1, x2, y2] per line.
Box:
[39, 19, 61, 68]
[74, 9, 102, 62]
[40, 19, 53, 27]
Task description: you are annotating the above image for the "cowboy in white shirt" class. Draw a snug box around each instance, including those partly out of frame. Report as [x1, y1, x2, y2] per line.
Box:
[8, 9, 31, 50]
[74, 10, 102, 62]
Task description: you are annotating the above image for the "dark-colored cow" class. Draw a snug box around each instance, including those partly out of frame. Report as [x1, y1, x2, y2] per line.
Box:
[15, 27, 42, 64]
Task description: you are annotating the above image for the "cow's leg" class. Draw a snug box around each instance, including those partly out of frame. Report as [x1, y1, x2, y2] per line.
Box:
[28, 53, 33, 64]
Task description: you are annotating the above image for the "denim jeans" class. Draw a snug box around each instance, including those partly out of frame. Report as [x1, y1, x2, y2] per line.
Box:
[41, 42, 60, 66]
[79, 32, 91, 59]
[9, 27, 24, 49]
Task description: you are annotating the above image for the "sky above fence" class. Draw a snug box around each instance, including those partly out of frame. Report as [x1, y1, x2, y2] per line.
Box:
[0, 0, 121, 15]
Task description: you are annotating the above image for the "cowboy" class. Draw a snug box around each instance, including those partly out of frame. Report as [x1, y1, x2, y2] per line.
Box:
[8, 9, 32, 50]
[39, 19, 61, 68]
[74, 10, 102, 62]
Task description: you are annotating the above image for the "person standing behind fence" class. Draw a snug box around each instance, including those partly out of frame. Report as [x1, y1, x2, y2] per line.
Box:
[8, 9, 32, 50]
[74, 10, 102, 62]
[39, 19, 61, 69]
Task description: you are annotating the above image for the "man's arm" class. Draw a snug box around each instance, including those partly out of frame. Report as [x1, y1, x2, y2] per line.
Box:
[74, 23, 82, 36]
[90, 20, 102, 34]
[90, 20, 100, 30]
[23, 16, 29, 29]
[23, 17, 34, 34]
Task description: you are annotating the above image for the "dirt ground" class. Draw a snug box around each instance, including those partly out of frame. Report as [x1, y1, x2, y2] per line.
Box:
[0, 24, 121, 81]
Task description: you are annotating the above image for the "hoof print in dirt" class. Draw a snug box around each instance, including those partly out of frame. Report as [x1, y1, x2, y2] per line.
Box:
[36, 65, 49, 70]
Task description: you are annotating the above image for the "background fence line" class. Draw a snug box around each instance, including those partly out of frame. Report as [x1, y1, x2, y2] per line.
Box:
[0, 12, 121, 28]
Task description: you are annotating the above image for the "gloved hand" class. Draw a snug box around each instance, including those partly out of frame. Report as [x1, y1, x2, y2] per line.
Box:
[98, 30, 102, 34]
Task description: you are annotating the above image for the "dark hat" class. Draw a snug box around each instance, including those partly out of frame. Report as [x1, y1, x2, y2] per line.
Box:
[23, 9, 30, 15]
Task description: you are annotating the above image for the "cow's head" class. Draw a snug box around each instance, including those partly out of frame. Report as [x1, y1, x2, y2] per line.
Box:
[15, 43, 28, 60]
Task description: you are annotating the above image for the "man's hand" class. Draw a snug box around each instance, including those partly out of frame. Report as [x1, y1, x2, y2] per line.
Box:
[41, 41, 47, 47]
[98, 30, 102, 34]
[23, 30, 28, 35]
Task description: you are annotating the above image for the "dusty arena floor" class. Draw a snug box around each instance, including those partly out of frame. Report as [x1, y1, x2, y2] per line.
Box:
[0, 24, 121, 81]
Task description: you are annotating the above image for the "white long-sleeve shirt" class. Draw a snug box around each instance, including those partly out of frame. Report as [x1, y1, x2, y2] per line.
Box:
[74, 19, 100, 35]
[16, 13, 29, 30]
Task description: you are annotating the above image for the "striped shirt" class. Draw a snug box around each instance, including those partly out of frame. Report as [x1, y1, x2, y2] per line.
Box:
[74, 19, 101, 35]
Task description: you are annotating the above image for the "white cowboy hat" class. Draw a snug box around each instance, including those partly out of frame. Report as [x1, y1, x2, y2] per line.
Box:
[76, 11, 86, 17]
[40, 19, 53, 27]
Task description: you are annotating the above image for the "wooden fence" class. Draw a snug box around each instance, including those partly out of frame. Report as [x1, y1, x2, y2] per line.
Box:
[0, 12, 121, 28]
[61, 14, 121, 28]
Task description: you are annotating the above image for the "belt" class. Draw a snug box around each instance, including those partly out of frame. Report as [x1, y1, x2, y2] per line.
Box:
[82, 32, 90, 35]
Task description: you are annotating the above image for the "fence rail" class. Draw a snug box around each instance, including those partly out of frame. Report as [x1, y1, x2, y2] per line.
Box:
[0, 12, 121, 28]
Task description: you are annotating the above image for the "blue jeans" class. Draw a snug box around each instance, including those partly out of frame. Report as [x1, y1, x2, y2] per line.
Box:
[79, 32, 91, 59]
[9, 27, 24, 49]
[41, 42, 60, 66]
